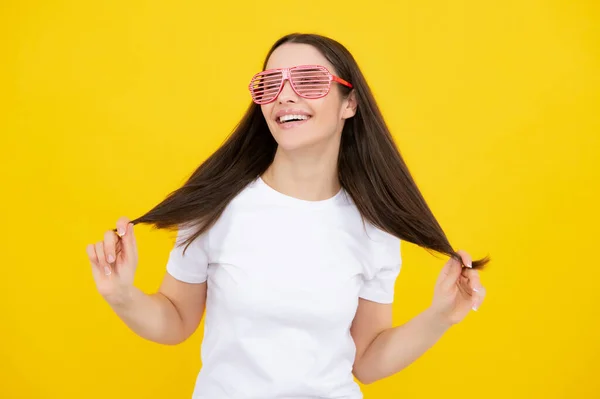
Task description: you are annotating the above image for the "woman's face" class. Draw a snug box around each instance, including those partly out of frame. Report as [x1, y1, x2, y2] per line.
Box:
[260, 43, 356, 153]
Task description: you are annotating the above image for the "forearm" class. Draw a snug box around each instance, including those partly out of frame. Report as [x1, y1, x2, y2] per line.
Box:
[353, 307, 451, 384]
[107, 286, 186, 345]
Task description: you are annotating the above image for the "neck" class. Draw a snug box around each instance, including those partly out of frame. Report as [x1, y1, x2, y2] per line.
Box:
[262, 138, 341, 201]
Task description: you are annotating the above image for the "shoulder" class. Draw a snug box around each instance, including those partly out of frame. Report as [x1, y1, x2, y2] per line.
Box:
[337, 191, 401, 247]
[363, 223, 402, 265]
[172, 179, 263, 243]
[334, 191, 401, 265]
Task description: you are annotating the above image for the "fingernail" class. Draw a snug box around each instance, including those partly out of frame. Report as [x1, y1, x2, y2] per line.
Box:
[118, 228, 125, 237]
[107, 254, 115, 263]
[473, 287, 480, 293]
[104, 266, 112, 275]
[472, 305, 478, 311]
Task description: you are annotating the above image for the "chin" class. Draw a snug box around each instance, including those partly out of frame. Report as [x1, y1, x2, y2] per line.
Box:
[268, 119, 339, 153]
[273, 133, 323, 152]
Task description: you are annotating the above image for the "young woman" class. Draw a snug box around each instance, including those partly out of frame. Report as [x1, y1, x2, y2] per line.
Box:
[86, 33, 488, 399]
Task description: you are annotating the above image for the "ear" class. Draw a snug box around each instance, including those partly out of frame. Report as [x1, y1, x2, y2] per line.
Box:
[341, 90, 357, 120]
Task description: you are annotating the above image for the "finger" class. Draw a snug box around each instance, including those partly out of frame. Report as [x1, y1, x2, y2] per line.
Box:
[456, 249, 473, 269]
[115, 216, 130, 238]
[87, 244, 105, 281]
[440, 255, 462, 291]
[461, 268, 486, 311]
[439, 255, 455, 277]
[472, 286, 487, 311]
[95, 242, 112, 276]
[103, 230, 119, 265]
[121, 222, 138, 262]
[457, 274, 474, 298]
[462, 268, 483, 293]
[86, 243, 101, 271]
[435, 257, 453, 287]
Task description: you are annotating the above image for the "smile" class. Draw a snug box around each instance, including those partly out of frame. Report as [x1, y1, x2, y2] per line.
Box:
[276, 114, 312, 129]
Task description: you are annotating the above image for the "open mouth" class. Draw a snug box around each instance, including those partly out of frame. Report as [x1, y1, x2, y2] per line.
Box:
[276, 114, 312, 126]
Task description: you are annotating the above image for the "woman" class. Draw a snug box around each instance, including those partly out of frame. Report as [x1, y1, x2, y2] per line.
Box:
[86, 33, 488, 398]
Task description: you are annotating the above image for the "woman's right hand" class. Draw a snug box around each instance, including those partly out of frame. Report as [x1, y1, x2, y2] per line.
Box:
[86, 217, 139, 306]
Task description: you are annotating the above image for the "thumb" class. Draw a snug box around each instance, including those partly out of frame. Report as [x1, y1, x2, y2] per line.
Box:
[439, 255, 462, 290]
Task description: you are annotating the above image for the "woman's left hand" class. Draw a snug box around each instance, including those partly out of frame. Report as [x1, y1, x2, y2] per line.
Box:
[429, 250, 487, 327]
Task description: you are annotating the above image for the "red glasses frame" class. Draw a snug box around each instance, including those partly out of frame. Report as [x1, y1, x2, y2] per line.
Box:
[248, 64, 353, 105]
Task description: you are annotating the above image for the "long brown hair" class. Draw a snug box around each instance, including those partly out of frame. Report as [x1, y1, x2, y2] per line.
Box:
[121, 33, 489, 269]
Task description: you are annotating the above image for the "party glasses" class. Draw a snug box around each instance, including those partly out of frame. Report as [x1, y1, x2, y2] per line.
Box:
[248, 64, 353, 105]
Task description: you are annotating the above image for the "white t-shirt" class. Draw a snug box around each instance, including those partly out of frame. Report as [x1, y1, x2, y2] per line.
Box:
[166, 177, 402, 399]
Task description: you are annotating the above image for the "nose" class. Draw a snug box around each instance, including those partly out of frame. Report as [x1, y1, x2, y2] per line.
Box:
[277, 79, 298, 103]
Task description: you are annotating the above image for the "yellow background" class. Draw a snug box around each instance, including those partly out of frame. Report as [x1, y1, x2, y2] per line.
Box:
[1, 0, 599, 398]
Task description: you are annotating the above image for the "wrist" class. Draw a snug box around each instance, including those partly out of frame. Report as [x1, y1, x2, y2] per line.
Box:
[105, 284, 136, 309]
[423, 306, 453, 334]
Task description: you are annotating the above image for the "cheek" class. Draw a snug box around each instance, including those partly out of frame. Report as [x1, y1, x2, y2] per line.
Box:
[313, 98, 343, 126]
[260, 105, 272, 120]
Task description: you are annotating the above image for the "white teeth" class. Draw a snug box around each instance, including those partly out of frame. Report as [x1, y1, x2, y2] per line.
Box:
[278, 114, 310, 123]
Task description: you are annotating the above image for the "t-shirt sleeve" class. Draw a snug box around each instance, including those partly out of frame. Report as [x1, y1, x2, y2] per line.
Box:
[358, 229, 402, 304]
[166, 224, 209, 284]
